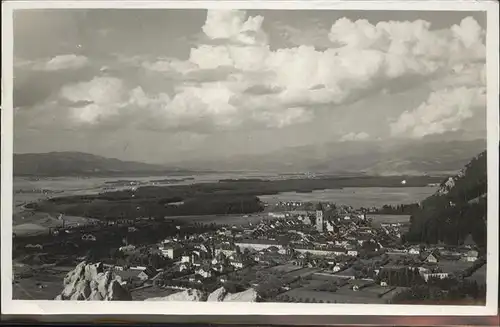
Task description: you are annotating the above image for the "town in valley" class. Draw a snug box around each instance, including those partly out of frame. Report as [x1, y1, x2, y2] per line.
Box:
[10, 7, 489, 305]
[12, 155, 487, 304]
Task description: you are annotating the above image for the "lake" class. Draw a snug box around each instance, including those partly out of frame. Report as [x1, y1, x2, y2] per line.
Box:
[258, 187, 438, 208]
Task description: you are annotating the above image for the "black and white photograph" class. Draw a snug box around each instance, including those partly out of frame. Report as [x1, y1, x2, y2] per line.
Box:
[1, 0, 498, 317]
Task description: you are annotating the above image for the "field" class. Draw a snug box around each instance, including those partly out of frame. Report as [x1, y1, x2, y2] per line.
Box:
[369, 214, 412, 225]
[278, 271, 409, 304]
[259, 186, 437, 208]
[436, 260, 475, 274]
[12, 265, 69, 300]
[13, 211, 100, 237]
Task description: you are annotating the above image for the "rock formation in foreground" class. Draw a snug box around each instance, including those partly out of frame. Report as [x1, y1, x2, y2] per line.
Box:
[144, 287, 259, 302]
[55, 261, 132, 301]
[207, 287, 259, 302]
[145, 289, 204, 301]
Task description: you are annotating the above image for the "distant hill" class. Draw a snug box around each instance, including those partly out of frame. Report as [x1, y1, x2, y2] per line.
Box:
[405, 151, 487, 248]
[13, 152, 187, 177]
[172, 139, 486, 175]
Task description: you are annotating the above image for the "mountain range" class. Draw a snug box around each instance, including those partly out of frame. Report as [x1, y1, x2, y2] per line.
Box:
[13, 138, 486, 177]
[169, 138, 487, 176]
[13, 152, 186, 177]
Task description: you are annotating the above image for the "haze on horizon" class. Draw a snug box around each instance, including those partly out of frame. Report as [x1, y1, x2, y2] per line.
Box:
[13, 9, 487, 165]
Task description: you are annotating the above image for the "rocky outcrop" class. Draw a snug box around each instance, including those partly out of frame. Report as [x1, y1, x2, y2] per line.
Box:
[145, 289, 203, 301]
[207, 287, 259, 302]
[55, 261, 132, 301]
[224, 288, 258, 302]
[207, 286, 227, 301]
[144, 287, 259, 302]
[437, 176, 457, 195]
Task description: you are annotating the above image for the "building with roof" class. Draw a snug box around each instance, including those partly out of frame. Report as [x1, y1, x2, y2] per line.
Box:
[159, 244, 183, 259]
[462, 249, 479, 262]
[235, 239, 284, 252]
[425, 251, 440, 263]
[137, 266, 158, 281]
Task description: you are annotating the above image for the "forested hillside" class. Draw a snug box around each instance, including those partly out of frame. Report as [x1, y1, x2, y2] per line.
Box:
[405, 151, 487, 249]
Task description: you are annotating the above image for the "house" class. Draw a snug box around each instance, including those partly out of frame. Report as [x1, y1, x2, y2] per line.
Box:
[423, 272, 450, 282]
[196, 265, 213, 279]
[159, 244, 182, 259]
[347, 249, 359, 257]
[235, 239, 284, 252]
[463, 249, 479, 262]
[329, 247, 348, 256]
[230, 256, 245, 269]
[214, 246, 237, 257]
[81, 234, 96, 241]
[103, 264, 124, 271]
[408, 246, 421, 255]
[212, 252, 228, 265]
[325, 220, 336, 232]
[137, 266, 158, 281]
[119, 244, 136, 254]
[130, 265, 147, 271]
[425, 251, 440, 263]
[302, 216, 312, 225]
[179, 262, 191, 272]
[181, 255, 191, 263]
[417, 267, 431, 275]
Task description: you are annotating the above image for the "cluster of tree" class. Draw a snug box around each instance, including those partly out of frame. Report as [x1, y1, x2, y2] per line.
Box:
[391, 277, 486, 304]
[375, 267, 426, 287]
[29, 174, 442, 220]
[313, 281, 342, 293]
[405, 151, 487, 248]
[373, 203, 421, 215]
[34, 194, 264, 220]
[108, 248, 172, 270]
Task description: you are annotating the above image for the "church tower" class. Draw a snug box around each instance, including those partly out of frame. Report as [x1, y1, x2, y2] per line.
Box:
[315, 203, 324, 232]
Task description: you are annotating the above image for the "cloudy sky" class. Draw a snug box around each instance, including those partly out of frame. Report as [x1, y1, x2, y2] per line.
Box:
[13, 9, 487, 164]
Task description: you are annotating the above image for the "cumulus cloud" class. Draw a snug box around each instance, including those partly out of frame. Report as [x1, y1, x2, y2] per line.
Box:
[201, 10, 268, 45]
[59, 77, 128, 124]
[179, 12, 486, 124]
[328, 17, 485, 62]
[28, 11, 485, 138]
[390, 86, 486, 138]
[340, 132, 371, 142]
[17, 54, 89, 71]
[123, 11, 486, 136]
[142, 57, 198, 74]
